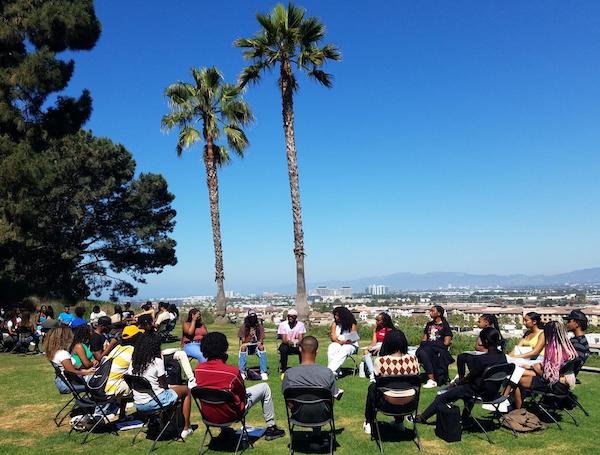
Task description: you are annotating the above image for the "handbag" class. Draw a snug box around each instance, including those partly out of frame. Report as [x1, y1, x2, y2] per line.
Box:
[435, 403, 462, 442]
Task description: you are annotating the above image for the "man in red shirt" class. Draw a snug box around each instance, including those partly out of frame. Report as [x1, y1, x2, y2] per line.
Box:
[195, 332, 285, 440]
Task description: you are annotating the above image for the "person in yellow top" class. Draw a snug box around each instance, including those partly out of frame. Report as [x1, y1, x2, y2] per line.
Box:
[510, 312, 545, 361]
[104, 325, 144, 396]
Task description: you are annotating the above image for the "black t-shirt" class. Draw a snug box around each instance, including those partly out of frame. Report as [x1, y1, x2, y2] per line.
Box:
[423, 320, 452, 343]
[90, 331, 106, 353]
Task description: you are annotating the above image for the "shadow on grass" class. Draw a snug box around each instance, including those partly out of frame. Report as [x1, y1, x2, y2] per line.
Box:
[288, 427, 345, 454]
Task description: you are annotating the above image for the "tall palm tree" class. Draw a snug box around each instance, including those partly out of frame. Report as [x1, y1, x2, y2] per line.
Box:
[235, 3, 341, 321]
[161, 67, 253, 321]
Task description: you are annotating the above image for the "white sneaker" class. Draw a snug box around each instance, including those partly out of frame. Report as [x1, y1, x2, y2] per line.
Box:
[241, 372, 247, 380]
[363, 422, 371, 434]
[423, 379, 438, 389]
[260, 372, 269, 381]
[369, 373, 376, 383]
[181, 428, 194, 439]
[188, 377, 197, 389]
[103, 413, 119, 424]
[482, 399, 510, 413]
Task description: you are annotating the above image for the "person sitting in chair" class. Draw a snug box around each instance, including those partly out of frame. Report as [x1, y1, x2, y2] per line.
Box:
[282, 336, 343, 399]
[363, 329, 420, 434]
[416, 305, 453, 388]
[415, 327, 506, 424]
[238, 309, 268, 380]
[363, 312, 395, 382]
[277, 309, 306, 375]
[194, 332, 285, 441]
[327, 306, 360, 375]
[563, 309, 590, 370]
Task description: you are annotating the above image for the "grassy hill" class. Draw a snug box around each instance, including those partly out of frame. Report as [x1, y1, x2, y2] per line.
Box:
[0, 323, 598, 454]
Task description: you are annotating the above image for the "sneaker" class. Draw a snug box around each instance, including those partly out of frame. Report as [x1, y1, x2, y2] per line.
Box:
[264, 425, 285, 441]
[482, 398, 510, 413]
[369, 373, 376, 383]
[363, 422, 371, 434]
[334, 388, 344, 400]
[280, 373, 285, 380]
[241, 372, 247, 380]
[423, 379, 438, 389]
[188, 377, 197, 389]
[181, 428, 194, 439]
[103, 413, 120, 423]
[261, 372, 269, 381]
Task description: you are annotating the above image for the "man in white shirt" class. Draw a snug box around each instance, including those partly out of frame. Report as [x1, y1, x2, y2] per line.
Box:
[155, 301, 172, 327]
[277, 309, 306, 374]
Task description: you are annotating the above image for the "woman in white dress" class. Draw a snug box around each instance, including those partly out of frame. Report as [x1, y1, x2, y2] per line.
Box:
[327, 306, 360, 374]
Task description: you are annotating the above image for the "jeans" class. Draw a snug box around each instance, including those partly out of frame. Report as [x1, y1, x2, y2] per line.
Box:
[183, 342, 206, 363]
[135, 388, 178, 413]
[54, 376, 86, 394]
[239, 347, 267, 373]
[246, 383, 275, 427]
[364, 353, 375, 377]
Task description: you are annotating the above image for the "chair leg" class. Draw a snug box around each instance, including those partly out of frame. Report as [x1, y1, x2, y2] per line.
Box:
[151, 408, 177, 452]
[131, 421, 146, 446]
[536, 401, 562, 430]
[198, 426, 209, 455]
[413, 417, 423, 451]
[233, 427, 245, 455]
[82, 413, 106, 445]
[54, 396, 75, 427]
[288, 423, 294, 455]
[329, 422, 335, 455]
[373, 419, 384, 454]
[471, 416, 493, 445]
[572, 398, 590, 417]
[563, 408, 578, 426]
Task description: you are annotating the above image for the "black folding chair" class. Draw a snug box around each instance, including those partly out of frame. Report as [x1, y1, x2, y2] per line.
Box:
[64, 367, 122, 444]
[463, 362, 515, 444]
[528, 358, 589, 429]
[124, 374, 183, 452]
[284, 387, 336, 455]
[191, 387, 252, 455]
[371, 375, 422, 453]
[50, 362, 79, 427]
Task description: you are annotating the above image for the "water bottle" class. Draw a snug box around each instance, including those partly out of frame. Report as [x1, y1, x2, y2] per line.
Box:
[358, 361, 365, 378]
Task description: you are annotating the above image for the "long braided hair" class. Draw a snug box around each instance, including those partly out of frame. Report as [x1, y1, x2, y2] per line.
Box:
[131, 331, 162, 376]
[542, 321, 577, 384]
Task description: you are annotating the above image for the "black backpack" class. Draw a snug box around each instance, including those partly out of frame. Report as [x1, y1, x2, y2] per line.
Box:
[164, 354, 183, 385]
[435, 403, 462, 442]
[86, 357, 113, 398]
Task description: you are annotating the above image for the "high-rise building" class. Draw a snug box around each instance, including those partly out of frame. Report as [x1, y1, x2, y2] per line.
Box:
[366, 284, 389, 296]
[310, 286, 353, 297]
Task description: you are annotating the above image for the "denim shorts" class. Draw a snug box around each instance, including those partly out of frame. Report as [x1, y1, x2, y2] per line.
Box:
[136, 388, 178, 412]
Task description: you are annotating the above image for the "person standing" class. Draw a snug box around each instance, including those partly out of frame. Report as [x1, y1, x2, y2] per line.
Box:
[277, 309, 306, 375]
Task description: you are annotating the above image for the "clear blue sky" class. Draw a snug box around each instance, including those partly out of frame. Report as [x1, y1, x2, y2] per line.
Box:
[64, 1, 600, 298]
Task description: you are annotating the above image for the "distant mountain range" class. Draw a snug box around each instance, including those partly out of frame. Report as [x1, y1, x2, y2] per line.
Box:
[301, 267, 600, 293]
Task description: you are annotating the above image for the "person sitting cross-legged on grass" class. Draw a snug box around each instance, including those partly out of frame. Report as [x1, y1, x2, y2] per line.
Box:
[282, 335, 343, 399]
[363, 329, 420, 435]
[194, 332, 285, 441]
[128, 331, 194, 439]
[414, 328, 506, 424]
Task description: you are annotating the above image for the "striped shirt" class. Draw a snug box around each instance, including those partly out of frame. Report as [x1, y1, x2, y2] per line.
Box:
[571, 335, 590, 365]
[105, 345, 134, 395]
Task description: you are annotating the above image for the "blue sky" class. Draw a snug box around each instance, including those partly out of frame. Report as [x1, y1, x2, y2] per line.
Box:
[64, 1, 600, 297]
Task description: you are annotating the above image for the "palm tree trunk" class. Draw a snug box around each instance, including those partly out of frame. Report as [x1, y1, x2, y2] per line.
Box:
[280, 58, 309, 321]
[204, 137, 227, 320]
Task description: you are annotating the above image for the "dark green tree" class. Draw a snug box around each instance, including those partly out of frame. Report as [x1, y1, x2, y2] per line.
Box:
[0, 1, 177, 302]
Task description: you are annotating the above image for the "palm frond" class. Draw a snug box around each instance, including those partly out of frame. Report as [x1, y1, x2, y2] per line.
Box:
[221, 98, 254, 126]
[160, 111, 193, 132]
[210, 144, 231, 167]
[299, 16, 324, 47]
[306, 68, 333, 88]
[238, 61, 271, 88]
[164, 82, 194, 106]
[321, 43, 342, 61]
[176, 126, 201, 156]
[223, 125, 249, 154]
[286, 3, 305, 30]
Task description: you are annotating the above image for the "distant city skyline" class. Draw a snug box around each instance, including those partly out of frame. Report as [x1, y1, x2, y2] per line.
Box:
[72, 1, 600, 300]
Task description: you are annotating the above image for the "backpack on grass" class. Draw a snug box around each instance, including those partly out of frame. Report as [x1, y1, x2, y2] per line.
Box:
[501, 409, 546, 432]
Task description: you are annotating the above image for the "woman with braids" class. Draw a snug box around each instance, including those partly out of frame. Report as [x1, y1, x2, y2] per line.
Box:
[70, 325, 97, 369]
[181, 308, 208, 363]
[416, 305, 453, 388]
[327, 306, 360, 374]
[513, 321, 577, 409]
[454, 314, 505, 381]
[509, 311, 545, 363]
[363, 312, 395, 382]
[128, 331, 194, 439]
[238, 309, 268, 380]
[45, 327, 95, 393]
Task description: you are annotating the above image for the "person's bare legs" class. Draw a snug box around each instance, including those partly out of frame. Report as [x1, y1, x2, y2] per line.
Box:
[514, 375, 534, 409]
[170, 385, 191, 430]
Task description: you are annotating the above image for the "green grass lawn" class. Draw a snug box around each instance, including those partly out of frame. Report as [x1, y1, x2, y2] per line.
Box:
[1, 323, 598, 455]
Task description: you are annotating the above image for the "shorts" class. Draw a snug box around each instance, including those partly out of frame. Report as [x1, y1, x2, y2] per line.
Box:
[135, 388, 178, 413]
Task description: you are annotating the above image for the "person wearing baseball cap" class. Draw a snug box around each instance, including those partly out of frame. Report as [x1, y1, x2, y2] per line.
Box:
[563, 310, 591, 368]
[103, 325, 145, 397]
[277, 309, 306, 377]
